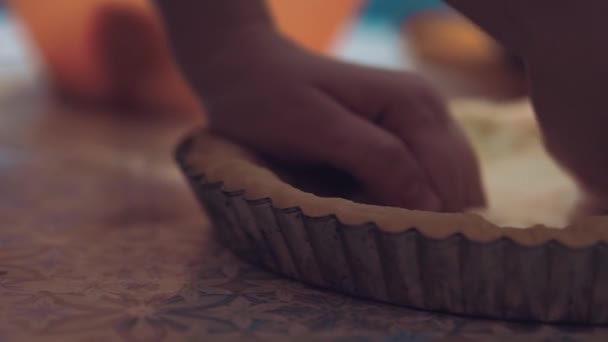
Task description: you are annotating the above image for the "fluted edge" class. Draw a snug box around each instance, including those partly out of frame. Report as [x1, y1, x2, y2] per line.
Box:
[176, 136, 608, 324]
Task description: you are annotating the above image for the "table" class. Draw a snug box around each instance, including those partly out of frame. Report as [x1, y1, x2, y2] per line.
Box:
[1, 42, 607, 342]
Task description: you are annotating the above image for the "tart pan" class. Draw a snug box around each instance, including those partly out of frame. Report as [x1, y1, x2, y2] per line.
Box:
[177, 131, 608, 324]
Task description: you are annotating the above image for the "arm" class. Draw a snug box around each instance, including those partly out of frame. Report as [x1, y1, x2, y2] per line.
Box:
[524, 2, 608, 212]
[447, 0, 608, 212]
[153, 0, 485, 212]
[153, 0, 274, 72]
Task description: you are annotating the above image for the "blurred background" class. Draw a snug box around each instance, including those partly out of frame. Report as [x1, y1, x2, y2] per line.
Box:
[0, 0, 527, 118]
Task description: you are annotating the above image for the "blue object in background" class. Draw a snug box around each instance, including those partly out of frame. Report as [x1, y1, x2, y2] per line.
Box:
[362, 0, 445, 27]
[337, 0, 445, 70]
[336, 0, 446, 70]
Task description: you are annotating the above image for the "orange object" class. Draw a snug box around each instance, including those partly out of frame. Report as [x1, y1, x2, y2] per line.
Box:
[268, 0, 361, 53]
[10, 0, 202, 116]
[405, 11, 526, 100]
[9, 0, 360, 114]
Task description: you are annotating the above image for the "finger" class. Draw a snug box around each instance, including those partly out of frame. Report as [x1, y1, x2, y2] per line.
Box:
[313, 99, 442, 210]
[314, 62, 446, 123]
[209, 88, 441, 210]
[262, 92, 441, 210]
[320, 68, 485, 211]
[402, 111, 486, 211]
[383, 99, 485, 212]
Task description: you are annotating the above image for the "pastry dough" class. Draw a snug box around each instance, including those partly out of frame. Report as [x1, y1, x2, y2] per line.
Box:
[450, 100, 580, 228]
[179, 110, 608, 324]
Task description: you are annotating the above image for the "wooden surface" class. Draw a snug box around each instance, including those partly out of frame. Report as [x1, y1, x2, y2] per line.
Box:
[1, 67, 608, 341]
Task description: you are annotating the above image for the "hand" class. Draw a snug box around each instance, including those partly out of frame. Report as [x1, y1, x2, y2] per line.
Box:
[448, 0, 608, 213]
[179, 31, 484, 212]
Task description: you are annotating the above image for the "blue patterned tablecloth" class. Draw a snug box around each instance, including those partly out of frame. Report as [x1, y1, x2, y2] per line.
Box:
[0, 12, 606, 341]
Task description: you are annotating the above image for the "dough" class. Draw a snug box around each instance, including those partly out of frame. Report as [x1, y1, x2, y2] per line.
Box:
[450, 100, 581, 228]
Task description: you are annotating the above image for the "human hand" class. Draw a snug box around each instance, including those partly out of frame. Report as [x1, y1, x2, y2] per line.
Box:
[447, 0, 608, 213]
[177, 30, 484, 212]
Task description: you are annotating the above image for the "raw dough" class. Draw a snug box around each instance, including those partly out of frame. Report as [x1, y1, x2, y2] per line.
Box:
[450, 100, 580, 228]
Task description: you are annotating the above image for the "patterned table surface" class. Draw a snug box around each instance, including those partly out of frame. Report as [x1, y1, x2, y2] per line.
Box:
[1, 75, 608, 342]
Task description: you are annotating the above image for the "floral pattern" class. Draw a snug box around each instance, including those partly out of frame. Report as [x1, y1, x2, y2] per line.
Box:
[1, 73, 607, 342]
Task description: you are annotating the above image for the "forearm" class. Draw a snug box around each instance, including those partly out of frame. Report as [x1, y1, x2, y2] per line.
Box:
[153, 0, 276, 69]
[527, 50, 608, 200]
